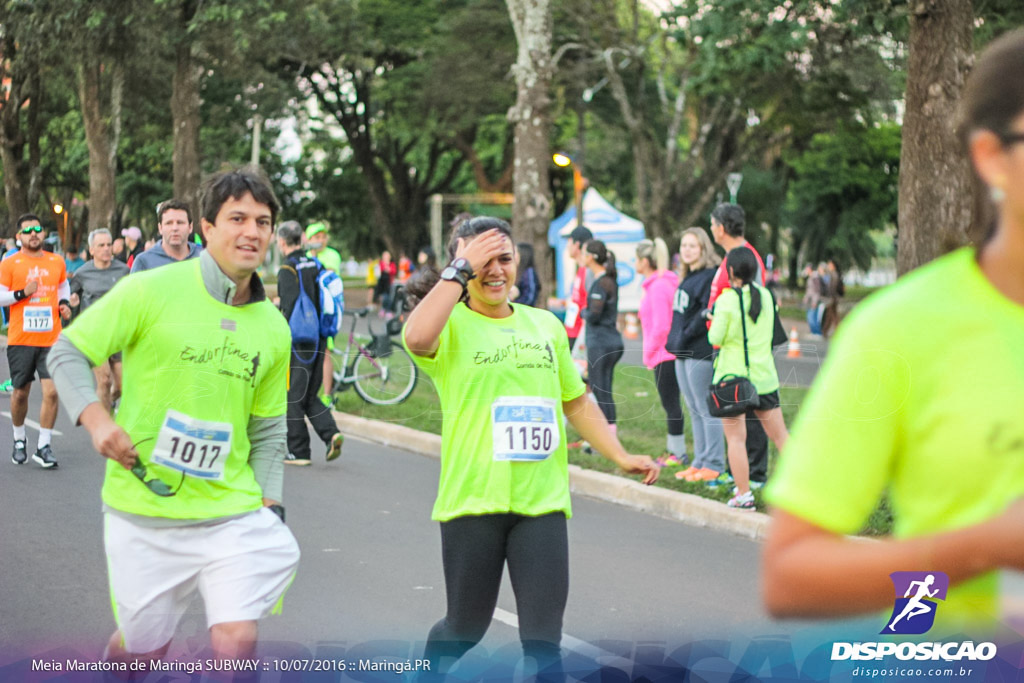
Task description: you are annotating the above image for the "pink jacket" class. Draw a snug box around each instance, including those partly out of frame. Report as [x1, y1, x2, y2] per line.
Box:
[638, 269, 679, 369]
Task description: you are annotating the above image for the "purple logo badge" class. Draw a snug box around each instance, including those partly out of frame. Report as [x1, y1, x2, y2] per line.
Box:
[883, 571, 949, 635]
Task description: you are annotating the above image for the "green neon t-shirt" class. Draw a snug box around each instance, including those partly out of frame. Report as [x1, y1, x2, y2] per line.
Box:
[766, 248, 1024, 629]
[308, 246, 342, 275]
[404, 302, 586, 522]
[708, 284, 779, 394]
[64, 259, 290, 520]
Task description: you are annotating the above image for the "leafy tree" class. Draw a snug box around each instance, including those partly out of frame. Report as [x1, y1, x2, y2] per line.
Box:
[785, 124, 901, 273]
[277, 0, 517, 256]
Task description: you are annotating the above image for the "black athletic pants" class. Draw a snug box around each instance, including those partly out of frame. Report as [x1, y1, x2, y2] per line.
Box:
[587, 344, 623, 425]
[286, 343, 338, 461]
[653, 360, 684, 436]
[423, 512, 568, 681]
[746, 410, 768, 484]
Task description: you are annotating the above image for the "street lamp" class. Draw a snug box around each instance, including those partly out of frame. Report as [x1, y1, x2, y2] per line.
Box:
[553, 153, 584, 228]
[53, 203, 67, 247]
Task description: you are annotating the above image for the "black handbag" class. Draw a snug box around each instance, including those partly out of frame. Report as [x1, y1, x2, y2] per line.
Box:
[707, 287, 760, 418]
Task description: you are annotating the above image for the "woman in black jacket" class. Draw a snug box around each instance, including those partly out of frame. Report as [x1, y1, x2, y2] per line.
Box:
[665, 227, 726, 482]
[581, 239, 624, 432]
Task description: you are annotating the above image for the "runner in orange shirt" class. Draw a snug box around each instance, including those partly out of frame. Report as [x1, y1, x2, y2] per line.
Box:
[0, 214, 72, 468]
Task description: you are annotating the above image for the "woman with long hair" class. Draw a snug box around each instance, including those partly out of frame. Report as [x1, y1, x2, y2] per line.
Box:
[762, 28, 1024, 634]
[513, 241, 541, 306]
[402, 217, 658, 679]
[707, 247, 789, 509]
[666, 227, 726, 481]
[635, 238, 685, 464]
[581, 239, 625, 432]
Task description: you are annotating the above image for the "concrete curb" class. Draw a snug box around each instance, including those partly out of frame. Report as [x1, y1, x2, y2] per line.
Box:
[332, 412, 770, 541]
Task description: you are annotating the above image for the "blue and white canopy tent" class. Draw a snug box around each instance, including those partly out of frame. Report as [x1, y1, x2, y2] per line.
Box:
[548, 188, 647, 311]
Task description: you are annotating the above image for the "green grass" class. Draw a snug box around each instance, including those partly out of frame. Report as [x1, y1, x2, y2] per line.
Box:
[332, 360, 893, 535]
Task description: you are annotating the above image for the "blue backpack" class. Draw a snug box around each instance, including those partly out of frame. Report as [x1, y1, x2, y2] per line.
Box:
[316, 267, 345, 338]
[283, 264, 321, 364]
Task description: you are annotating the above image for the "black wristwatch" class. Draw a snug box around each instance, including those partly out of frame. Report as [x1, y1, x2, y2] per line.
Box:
[440, 258, 476, 290]
[267, 504, 286, 522]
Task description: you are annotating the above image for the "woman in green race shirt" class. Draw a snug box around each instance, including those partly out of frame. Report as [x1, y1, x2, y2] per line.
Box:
[762, 29, 1024, 633]
[402, 216, 658, 680]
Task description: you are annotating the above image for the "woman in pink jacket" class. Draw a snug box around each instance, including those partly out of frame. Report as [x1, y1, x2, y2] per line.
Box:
[636, 238, 685, 465]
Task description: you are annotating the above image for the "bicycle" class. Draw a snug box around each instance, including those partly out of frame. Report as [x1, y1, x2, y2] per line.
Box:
[330, 307, 418, 405]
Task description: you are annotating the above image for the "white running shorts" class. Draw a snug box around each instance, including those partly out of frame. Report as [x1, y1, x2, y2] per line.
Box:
[104, 507, 300, 653]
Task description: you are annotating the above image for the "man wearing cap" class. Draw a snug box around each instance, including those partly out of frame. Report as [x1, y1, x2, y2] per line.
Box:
[121, 226, 144, 269]
[0, 214, 72, 468]
[131, 200, 203, 273]
[305, 222, 341, 275]
[305, 222, 342, 398]
[563, 225, 594, 350]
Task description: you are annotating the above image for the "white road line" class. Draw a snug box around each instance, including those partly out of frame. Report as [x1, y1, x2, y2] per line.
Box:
[0, 412, 64, 436]
[492, 607, 633, 667]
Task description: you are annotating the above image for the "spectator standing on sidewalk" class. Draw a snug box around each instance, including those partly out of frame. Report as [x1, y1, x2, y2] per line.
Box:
[707, 203, 771, 489]
[635, 238, 685, 465]
[820, 259, 845, 338]
[801, 264, 824, 337]
[667, 227, 725, 482]
[763, 30, 1024, 633]
[581, 239, 625, 433]
[708, 248, 789, 509]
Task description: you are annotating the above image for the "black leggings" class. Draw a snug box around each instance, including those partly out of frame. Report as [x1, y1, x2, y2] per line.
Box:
[424, 512, 568, 679]
[587, 344, 623, 424]
[653, 360, 684, 436]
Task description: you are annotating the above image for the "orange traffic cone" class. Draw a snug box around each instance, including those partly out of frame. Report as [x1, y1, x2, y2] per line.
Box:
[624, 314, 640, 340]
[787, 328, 801, 358]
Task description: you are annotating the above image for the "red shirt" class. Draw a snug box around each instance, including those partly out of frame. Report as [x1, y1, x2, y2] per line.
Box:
[564, 266, 588, 339]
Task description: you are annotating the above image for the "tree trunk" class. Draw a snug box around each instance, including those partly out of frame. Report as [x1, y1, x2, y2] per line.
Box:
[0, 34, 33, 221]
[507, 0, 554, 300]
[172, 0, 202, 213]
[897, 0, 974, 275]
[77, 53, 124, 230]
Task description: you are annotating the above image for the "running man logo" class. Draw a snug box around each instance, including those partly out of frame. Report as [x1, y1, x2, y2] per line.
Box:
[883, 571, 949, 635]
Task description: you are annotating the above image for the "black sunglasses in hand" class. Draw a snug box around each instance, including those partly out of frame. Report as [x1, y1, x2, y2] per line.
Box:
[128, 438, 183, 497]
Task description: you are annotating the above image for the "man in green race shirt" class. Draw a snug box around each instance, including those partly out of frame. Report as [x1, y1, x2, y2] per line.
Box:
[305, 221, 342, 398]
[48, 167, 299, 667]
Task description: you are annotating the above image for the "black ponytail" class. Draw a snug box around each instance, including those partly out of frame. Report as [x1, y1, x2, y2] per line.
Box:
[725, 247, 762, 323]
[585, 239, 617, 280]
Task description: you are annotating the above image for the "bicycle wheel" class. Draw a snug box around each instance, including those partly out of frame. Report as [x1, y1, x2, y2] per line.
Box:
[352, 341, 418, 405]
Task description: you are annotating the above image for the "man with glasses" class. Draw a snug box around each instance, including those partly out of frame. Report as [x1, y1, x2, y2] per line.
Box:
[0, 214, 72, 468]
[130, 199, 203, 273]
[47, 167, 299, 668]
[68, 228, 130, 410]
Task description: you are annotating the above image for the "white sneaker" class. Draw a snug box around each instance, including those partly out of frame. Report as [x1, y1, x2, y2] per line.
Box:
[727, 490, 755, 510]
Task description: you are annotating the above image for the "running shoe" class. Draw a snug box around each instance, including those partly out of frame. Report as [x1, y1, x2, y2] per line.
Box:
[12, 439, 27, 465]
[656, 454, 686, 468]
[32, 445, 58, 469]
[0, 379, 13, 393]
[727, 490, 755, 510]
[704, 472, 735, 488]
[326, 432, 344, 462]
[686, 467, 722, 482]
[674, 465, 699, 480]
[284, 452, 311, 466]
[320, 393, 334, 408]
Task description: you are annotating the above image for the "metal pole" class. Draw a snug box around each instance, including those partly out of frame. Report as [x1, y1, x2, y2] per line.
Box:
[251, 116, 262, 167]
[430, 194, 443, 259]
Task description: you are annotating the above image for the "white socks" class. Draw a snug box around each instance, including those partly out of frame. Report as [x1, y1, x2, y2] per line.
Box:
[13, 425, 26, 442]
[38, 429, 52, 449]
[667, 433, 687, 459]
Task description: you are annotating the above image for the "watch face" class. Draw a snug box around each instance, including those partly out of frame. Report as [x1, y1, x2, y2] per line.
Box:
[441, 266, 457, 280]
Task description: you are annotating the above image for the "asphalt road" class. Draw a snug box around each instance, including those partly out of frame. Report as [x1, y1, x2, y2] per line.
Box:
[0, 386, 879, 681]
